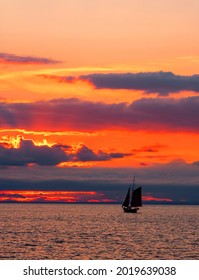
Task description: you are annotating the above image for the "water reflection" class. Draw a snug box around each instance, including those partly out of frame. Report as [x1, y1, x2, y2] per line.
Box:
[0, 204, 198, 259]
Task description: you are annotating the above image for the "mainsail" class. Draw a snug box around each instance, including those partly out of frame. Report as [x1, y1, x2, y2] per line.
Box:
[131, 186, 142, 207]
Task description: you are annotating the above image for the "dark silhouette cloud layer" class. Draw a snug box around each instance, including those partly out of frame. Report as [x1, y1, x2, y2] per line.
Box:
[0, 52, 60, 65]
[1, 97, 199, 132]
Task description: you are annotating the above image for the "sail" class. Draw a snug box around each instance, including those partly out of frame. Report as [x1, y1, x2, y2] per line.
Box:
[131, 187, 142, 207]
[122, 187, 130, 207]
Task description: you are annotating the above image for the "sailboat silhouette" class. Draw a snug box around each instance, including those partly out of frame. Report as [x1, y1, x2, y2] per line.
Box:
[122, 176, 142, 213]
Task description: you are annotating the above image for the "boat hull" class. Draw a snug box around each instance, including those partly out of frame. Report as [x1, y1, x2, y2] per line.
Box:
[122, 207, 139, 213]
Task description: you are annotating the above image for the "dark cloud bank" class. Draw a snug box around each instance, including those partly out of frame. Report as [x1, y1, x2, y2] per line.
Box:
[1, 96, 199, 132]
[1, 177, 198, 204]
[0, 160, 199, 203]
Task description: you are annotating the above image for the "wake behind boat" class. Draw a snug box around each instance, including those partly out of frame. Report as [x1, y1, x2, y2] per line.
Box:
[122, 176, 142, 213]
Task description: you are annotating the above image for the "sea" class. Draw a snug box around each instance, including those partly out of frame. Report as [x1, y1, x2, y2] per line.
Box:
[0, 204, 198, 260]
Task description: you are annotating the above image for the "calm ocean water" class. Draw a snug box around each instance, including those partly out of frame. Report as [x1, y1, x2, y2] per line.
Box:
[0, 204, 198, 260]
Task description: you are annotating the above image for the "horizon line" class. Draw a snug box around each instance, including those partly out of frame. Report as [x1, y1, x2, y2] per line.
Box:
[0, 201, 198, 205]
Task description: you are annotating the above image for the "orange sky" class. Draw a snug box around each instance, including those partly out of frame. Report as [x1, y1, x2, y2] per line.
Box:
[0, 0, 199, 203]
[1, 0, 199, 71]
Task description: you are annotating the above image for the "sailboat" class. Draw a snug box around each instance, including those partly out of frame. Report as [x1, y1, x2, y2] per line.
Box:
[122, 176, 142, 213]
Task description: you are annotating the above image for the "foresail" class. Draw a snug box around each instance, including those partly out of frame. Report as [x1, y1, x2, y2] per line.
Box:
[131, 187, 142, 207]
[122, 187, 130, 207]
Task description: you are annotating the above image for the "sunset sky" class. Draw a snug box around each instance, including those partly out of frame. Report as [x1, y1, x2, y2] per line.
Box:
[0, 0, 199, 204]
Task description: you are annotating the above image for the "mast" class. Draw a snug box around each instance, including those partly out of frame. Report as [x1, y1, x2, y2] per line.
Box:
[132, 176, 135, 192]
[122, 187, 130, 207]
[130, 176, 135, 206]
[132, 176, 135, 190]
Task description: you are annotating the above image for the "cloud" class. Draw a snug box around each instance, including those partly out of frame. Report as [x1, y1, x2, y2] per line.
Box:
[79, 72, 199, 95]
[41, 71, 199, 95]
[53, 143, 71, 149]
[0, 138, 68, 166]
[74, 144, 131, 161]
[1, 97, 199, 132]
[0, 52, 60, 65]
[0, 138, 130, 166]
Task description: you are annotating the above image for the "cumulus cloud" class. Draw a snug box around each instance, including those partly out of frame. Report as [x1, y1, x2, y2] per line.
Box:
[0, 52, 60, 65]
[1, 97, 199, 132]
[0, 138, 130, 166]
